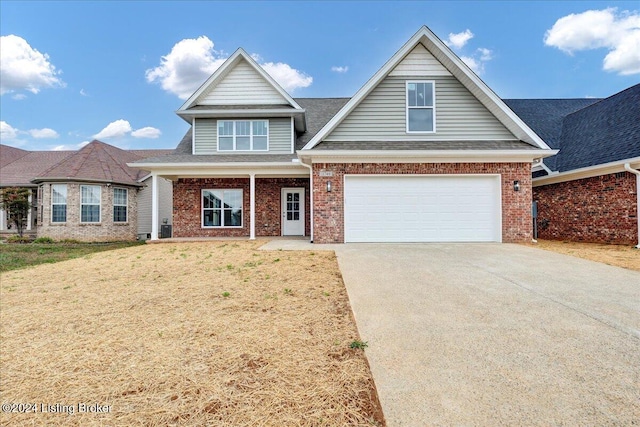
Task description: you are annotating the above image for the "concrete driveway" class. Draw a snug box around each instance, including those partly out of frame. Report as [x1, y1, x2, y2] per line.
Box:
[332, 243, 640, 426]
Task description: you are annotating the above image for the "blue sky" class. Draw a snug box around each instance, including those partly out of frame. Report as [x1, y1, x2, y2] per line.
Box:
[1, 1, 639, 151]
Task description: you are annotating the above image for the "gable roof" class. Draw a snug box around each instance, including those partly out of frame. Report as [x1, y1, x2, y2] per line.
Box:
[179, 48, 303, 112]
[302, 26, 551, 151]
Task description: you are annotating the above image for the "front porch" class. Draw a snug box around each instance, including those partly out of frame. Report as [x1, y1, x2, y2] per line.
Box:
[150, 174, 311, 241]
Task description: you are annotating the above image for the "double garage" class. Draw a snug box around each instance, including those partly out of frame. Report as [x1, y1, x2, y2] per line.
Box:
[343, 175, 502, 243]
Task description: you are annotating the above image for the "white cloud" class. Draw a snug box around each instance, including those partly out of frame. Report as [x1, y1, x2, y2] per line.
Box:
[0, 34, 65, 96]
[12, 93, 27, 100]
[331, 65, 349, 73]
[131, 127, 162, 139]
[52, 141, 88, 151]
[544, 8, 640, 75]
[28, 128, 59, 139]
[477, 48, 493, 61]
[93, 119, 133, 139]
[146, 36, 313, 99]
[260, 62, 312, 92]
[1, 121, 19, 140]
[80, 89, 88, 96]
[446, 29, 474, 49]
[461, 56, 482, 74]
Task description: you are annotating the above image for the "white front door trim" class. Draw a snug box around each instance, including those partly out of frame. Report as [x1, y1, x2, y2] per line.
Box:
[281, 187, 305, 236]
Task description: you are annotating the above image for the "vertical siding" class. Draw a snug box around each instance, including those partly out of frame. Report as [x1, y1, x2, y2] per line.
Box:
[193, 117, 292, 154]
[137, 177, 173, 237]
[198, 59, 287, 105]
[327, 76, 515, 141]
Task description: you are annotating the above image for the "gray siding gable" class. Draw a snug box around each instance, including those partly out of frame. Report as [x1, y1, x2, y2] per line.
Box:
[327, 75, 516, 141]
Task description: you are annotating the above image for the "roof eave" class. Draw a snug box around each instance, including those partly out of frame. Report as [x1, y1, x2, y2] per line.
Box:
[297, 149, 557, 163]
[30, 177, 144, 187]
[533, 156, 640, 186]
[176, 108, 307, 131]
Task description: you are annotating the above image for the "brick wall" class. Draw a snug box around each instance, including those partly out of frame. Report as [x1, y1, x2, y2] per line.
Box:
[533, 172, 638, 244]
[312, 162, 532, 243]
[172, 178, 310, 237]
[37, 182, 138, 242]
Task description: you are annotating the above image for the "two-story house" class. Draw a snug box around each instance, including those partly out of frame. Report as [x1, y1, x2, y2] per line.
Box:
[132, 26, 556, 243]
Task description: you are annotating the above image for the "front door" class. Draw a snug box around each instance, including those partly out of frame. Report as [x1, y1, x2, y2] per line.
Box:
[282, 188, 305, 236]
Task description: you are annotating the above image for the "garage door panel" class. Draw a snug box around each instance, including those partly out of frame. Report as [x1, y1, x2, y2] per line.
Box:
[344, 175, 501, 243]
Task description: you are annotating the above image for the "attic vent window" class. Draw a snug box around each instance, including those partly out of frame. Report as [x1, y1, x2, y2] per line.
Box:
[406, 81, 435, 133]
[218, 120, 269, 151]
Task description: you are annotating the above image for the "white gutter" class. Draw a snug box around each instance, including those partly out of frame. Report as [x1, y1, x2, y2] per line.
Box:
[624, 163, 640, 248]
[300, 159, 314, 243]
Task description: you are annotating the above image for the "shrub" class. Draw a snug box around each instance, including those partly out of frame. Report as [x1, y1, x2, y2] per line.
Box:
[33, 237, 55, 244]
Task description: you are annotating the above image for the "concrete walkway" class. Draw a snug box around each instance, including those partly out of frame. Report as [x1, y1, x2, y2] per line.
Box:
[261, 241, 640, 426]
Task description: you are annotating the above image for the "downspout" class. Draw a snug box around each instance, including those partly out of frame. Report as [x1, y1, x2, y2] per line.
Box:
[624, 163, 640, 248]
[300, 159, 314, 243]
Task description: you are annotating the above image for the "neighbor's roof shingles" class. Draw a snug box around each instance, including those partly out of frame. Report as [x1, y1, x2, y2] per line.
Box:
[0, 141, 173, 187]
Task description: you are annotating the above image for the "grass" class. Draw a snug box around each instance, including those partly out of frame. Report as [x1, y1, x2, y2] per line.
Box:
[0, 241, 144, 272]
[531, 239, 639, 272]
[0, 241, 384, 426]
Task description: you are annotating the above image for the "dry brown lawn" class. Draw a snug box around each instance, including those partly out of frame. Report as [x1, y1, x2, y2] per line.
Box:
[0, 241, 384, 426]
[531, 239, 640, 272]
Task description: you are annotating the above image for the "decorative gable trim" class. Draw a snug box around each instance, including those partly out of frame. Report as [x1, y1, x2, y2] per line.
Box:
[302, 26, 551, 151]
[179, 48, 303, 111]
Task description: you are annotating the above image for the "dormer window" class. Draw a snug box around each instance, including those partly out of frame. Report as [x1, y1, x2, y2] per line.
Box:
[218, 120, 269, 151]
[406, 81, 435, 133]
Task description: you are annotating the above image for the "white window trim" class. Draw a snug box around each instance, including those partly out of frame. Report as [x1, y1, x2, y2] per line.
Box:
[80, 184, 101, 223]
[201, 189, 243, 228]
[217, 120, 269, 152]
[51, 184, 67, 223]
[406, 80, 436, 134]
[113, 187, 128, 223]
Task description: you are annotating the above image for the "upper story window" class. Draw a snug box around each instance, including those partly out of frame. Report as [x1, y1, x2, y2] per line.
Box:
[218, 120, 268, 151]
[406, 81, 435, 133]
[113, 188, 128, 223]
[51, 184, 67, 223]
[81, 185, 101, 223]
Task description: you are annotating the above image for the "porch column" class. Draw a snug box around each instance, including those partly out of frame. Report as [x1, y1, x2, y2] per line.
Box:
[151, 173, 159, 240]
[26, 193, 32, 231]
[249, 173, 256, 240]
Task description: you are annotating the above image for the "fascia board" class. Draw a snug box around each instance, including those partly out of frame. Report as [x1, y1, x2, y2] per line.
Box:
[533, 157, 640, 186]
[297, 149, 557, 164]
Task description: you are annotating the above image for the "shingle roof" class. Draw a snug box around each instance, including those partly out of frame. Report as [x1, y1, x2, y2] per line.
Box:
[505, 85, 640, 173]
[1, 149, 74, 186]
[556, 84, 640, 172]
[0, 141, 174, 187]
[294, 98, 350, 149]
[503, 98, 601, 171]
[0, 145, 30, 168]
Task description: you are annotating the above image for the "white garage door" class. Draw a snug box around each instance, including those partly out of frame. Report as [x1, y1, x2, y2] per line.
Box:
[344, 175, 501, 243]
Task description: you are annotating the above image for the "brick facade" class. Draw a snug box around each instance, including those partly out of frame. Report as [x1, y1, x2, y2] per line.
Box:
[533, 172, 638, 244]
[37, 182, 138, 242]
[172, 178, 310, 238]
[312, 162, 533, 243]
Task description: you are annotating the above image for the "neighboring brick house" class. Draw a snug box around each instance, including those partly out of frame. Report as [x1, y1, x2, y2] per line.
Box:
[506, 84, 640, 246]
[0, 140, 173, 242]
[131, 26, 556, 243]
